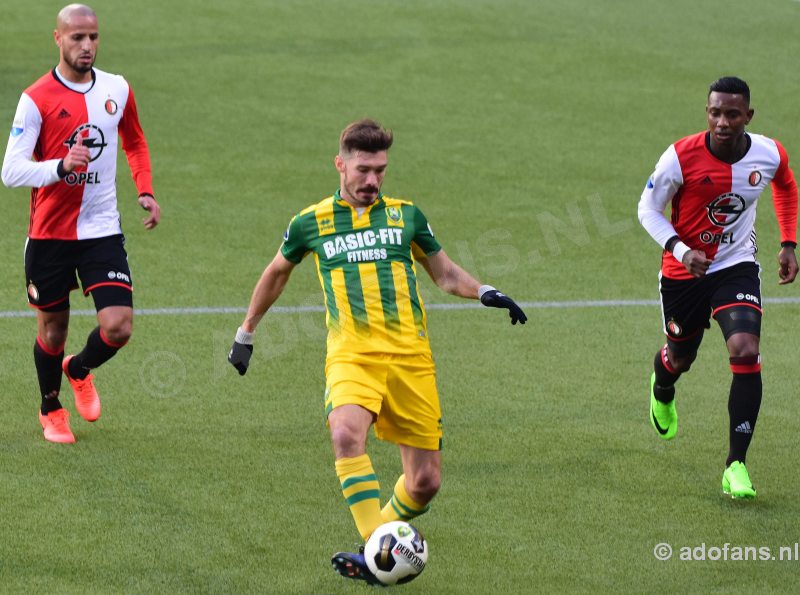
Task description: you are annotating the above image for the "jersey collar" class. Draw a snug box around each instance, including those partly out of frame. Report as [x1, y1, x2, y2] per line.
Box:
[51, 66, 97, 94]
[704, 131, 752, 165]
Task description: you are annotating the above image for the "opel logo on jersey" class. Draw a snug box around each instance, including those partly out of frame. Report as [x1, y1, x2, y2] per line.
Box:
[748, 170, 762, 186]
[706, 193, 746, 226]
[64, 124, 107, 162]
[105, 99, 118, 115]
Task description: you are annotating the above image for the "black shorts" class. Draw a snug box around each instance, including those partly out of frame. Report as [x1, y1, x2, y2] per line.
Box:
[24, 234, 133, 312]
[659, 261, 762, 342]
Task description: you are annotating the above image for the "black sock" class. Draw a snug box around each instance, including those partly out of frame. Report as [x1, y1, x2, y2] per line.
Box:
[68, 326, 123, 380]
[726, 371, 762, 466]
[34, 339, 64, 414]
[653, 347, 681, 403]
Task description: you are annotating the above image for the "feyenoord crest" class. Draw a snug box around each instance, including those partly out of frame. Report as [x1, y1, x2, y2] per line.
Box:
[27, 283, 39, 302]
[104, 98, 118, 115]
[748, 170, 762, 186]
[666, 318, 682, 337]
[706, 193, 745, 226]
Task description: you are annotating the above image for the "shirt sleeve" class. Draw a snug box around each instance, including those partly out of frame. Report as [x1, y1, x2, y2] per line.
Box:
[280, 214, 310, 263]
[410, 205, 442, 256]
[1, 93, 61, 188]
[118, 85, 154, 197]
[771, 140, 798, 245]
[637, 144, 684, 248]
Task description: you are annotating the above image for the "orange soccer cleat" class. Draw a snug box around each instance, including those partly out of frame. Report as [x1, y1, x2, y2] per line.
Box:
[62, 355, 101, 422]
[38, 409, 76, 443]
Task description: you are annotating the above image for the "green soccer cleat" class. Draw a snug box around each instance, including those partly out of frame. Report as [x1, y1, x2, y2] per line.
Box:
[649, 372, 677, 440]
[722, 461, 757, 499]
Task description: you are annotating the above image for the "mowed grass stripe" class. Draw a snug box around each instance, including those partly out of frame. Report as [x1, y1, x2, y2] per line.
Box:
[3, 297, 799, 318]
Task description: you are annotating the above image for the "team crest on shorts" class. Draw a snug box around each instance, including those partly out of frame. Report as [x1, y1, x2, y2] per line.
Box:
[748, 170, 762, 186]
[27, 283, 39, 302]
[386, 206, 403, 226]
[105, 99, 118, 115]
[666, 318, 682, 337]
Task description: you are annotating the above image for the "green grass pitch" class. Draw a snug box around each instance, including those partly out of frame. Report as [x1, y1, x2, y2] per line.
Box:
[2, 0, 800, 592]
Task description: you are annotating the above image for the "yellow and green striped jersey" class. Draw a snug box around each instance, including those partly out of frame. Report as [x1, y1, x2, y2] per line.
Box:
[281, 191, 441, 359]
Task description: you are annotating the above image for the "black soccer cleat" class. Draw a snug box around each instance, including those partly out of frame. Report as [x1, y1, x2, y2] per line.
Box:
[331, 549, 382, 586]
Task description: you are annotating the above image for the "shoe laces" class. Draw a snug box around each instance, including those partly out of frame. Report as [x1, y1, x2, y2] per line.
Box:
[73, 374, 95, 394]
[48, 409, 70, 431]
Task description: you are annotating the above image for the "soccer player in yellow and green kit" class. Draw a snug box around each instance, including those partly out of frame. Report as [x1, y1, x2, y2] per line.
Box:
[228, 119, 526, 585]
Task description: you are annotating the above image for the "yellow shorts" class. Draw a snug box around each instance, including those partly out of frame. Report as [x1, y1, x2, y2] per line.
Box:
[324, 353, 442, 451]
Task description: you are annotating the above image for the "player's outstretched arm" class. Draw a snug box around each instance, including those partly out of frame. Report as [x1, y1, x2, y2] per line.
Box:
[420, 249, 527, 325]
[229, 250, 296, 375]
[778, 246, 798, 285]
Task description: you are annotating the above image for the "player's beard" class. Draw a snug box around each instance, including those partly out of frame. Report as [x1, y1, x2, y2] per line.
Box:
[342, 173, 380, 207]
[66, 52, 95, 74]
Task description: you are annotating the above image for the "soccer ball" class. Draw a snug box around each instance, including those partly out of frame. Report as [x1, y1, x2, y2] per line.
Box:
[364, 521, 428, 585]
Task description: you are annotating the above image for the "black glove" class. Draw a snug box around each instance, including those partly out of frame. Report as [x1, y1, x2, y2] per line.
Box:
[228, 327, 254, 375]
[480, 288, 527, 325]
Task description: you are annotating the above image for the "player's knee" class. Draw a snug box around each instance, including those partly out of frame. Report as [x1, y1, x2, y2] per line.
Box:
[727, 334, 759, 359]
[41, 327, 68, 350]
[408, 469, 441, 503]
[101, 319, 132, 347]
[330, 425, 367, 458]
[669, 352, 696, 374]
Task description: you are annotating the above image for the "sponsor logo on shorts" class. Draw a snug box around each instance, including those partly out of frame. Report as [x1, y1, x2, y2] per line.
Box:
[666, 319, 682, 337]
[107, 270, 131, 283]
[748, 171, 762, 186]
[736, 293, 760, 304]
[27, 283, 39, 302]
[11, 126, 24, 137]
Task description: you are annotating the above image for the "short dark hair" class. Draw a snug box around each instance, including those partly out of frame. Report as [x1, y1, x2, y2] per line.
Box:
[708, 76, 750, 102]
[339, 119, 393, 155]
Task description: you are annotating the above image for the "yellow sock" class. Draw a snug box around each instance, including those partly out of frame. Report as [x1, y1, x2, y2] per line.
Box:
[335, 454, 383, 540]
[381, 474, 430, 523]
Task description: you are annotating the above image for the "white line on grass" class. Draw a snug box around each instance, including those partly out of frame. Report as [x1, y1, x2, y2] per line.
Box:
[1, 297, 799, 318]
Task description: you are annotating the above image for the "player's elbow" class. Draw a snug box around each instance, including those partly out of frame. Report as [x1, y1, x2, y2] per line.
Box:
[434, 273, 457, 296]
[636, 203, 649, 226]
[637, 204, 659, 228]
[1, 156, 30, 188]
[1, 161, 16, 187]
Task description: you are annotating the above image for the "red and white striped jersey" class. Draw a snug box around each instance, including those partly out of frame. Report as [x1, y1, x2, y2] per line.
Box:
[2, 67, 153, 240]
[638, 131, 798, 280]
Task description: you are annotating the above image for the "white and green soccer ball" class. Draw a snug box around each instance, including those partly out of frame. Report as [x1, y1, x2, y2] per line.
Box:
[364, 521, 429, 585]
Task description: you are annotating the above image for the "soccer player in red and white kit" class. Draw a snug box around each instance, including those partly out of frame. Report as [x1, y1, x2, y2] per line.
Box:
[638, 77, 798, 498]
[1, 4, 161, 443]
